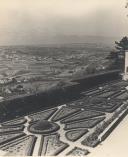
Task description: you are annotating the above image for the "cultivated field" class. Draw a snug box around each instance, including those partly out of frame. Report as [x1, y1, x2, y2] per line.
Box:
[0, 44, 112, 99]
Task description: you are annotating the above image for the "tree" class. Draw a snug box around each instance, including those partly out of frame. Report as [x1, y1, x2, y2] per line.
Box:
[107, 1, 128, 70]
[115, 36, 128, 51]
[107, 36, 128, 70]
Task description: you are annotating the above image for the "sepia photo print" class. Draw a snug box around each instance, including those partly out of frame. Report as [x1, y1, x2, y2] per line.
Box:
[0, 0, 128, 156]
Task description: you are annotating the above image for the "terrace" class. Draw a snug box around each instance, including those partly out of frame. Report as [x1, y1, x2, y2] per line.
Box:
[0, 79, 128, 156]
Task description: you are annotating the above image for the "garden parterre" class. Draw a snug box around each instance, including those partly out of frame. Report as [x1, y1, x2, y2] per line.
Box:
[0, 80, 128, 156]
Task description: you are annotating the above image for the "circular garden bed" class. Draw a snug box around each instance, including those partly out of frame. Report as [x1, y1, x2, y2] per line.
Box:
[28, 120, 60, 134]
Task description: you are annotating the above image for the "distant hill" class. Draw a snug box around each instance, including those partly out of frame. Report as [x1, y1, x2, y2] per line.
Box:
[0, 35, 121, 47]
[49, 35, 121, 47]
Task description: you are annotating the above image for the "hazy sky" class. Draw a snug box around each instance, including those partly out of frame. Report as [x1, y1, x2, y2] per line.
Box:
[0, 0, 128, 45]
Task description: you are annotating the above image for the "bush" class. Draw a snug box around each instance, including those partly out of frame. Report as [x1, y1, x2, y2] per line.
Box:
[83, 133, 99, 147]
[86, 64, 97, 74]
